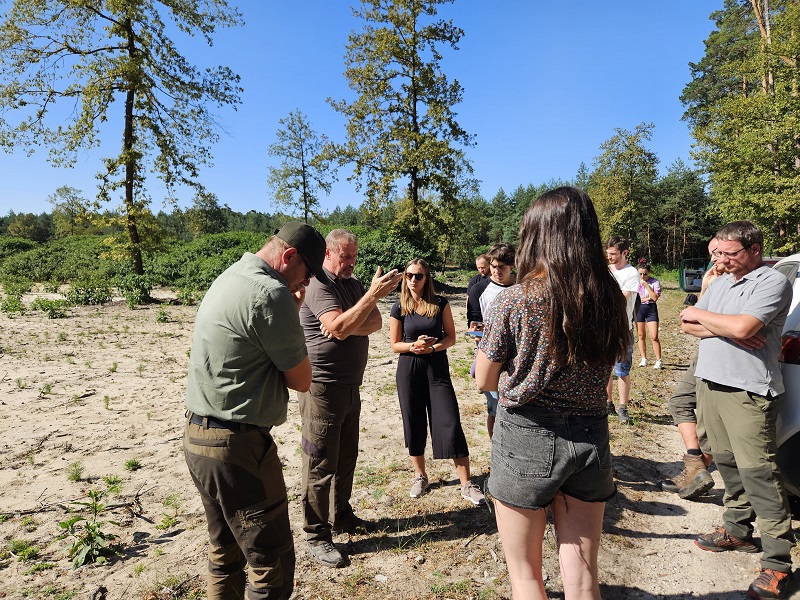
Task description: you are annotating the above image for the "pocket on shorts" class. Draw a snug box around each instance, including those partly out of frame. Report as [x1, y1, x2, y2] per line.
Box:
[496, 419, 555, 478]
[582, 420, 612, 471]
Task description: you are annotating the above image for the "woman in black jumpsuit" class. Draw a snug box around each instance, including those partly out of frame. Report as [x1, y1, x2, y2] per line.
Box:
[389, 259, 485, 505]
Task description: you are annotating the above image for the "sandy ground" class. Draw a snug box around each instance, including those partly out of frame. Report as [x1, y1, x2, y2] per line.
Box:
[1, 285, 798, 599]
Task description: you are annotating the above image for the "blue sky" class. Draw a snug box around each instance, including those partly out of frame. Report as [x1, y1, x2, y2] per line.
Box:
[0, 1, 723, 217]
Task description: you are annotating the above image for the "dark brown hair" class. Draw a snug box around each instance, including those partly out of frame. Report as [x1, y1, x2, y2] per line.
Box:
[517, 187, 629, 365]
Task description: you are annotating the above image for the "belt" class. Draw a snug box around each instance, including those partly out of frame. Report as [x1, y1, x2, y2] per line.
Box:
[188, 413, 265, 432]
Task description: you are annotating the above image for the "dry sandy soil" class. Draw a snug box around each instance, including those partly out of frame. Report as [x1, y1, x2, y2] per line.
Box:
[1, 283, 798, 599]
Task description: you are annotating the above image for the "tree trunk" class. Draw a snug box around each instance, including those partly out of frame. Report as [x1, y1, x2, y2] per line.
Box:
[124, 19, 143, 276]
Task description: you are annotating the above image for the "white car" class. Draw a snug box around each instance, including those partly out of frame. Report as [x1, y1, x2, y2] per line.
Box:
[773, 253, 800, 496]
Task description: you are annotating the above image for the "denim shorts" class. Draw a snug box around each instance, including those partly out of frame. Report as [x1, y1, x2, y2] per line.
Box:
[613, 331, 634, 377]
[484, 391, 498, 417]
[488, 404, 616, 509]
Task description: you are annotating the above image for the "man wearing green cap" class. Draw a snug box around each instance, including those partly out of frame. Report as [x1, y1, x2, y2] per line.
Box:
[184, 222, 327, 600]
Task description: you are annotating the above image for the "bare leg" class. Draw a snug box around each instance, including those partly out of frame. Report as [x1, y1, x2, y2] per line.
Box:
[487, 414, 496, 439]
[553, 494, 604, 600]
[637, 321, 647, 360]
[647, 321, 661, 360]
[677, 422, 701, 452]
[617, 375, 630, 407]
[411, 455, 426, 478]
[495, 499, 548, 600]
[453, 456, 471, 486]
[606, 376, 614, 406]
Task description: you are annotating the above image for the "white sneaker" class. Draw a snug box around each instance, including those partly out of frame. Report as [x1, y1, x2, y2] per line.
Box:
[638, 358, 647, 367]
[654, 359, 663, 369]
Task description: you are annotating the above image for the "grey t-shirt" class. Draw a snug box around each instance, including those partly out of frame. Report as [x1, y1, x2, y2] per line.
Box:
[300, 268, 369, 386]
[695, 265, 791, 396]
[185, 252, 308, 427]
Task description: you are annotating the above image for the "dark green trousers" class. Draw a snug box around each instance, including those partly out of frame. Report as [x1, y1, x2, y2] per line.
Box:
[184, 417, 295, 600]
[697, 380, 794, 572]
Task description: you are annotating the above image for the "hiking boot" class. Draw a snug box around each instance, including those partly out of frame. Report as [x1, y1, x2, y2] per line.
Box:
[638, 358, 648, 367]
[332, 515, 379, 535]
[661, 454, 714, 500]
[747, 568, 793, 599]
[461, 482, 486, 505]
[654, 359, 663, 369]
[607, 402, 616, 416]
[307, 540, 346, 568]
[409, 473, 429, 498]
[695, 527, 760, 553]
[617, 406, 630, 424]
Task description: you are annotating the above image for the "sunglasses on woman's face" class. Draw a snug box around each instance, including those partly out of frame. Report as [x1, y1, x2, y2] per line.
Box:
[405, 272, 425, 281]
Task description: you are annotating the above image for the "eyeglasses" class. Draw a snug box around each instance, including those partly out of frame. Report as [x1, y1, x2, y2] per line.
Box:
[711, 246, 748, 259]
[405, 272, 425, 281]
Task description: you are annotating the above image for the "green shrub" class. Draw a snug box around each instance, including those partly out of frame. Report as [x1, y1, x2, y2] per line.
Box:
[31, 297, 69, 319]
[0, 237, 37, 262]
[0, 236, 124, 283]
[149, 231, 265, 290]
[1, 296, 25, 316]
[1, 276, 33, 298]
[65, 279, 112, 306]
[115, 273, 152, 308]
[353, 228, 428, 283]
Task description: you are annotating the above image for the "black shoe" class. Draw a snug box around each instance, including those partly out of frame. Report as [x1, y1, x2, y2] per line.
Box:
[332, 515, 379, 535]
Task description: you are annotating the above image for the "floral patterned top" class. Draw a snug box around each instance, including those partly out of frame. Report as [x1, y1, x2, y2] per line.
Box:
[479, 279, 612, 416]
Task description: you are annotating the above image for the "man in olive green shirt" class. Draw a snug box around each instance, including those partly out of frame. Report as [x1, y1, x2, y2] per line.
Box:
[184, 222, 326, 600]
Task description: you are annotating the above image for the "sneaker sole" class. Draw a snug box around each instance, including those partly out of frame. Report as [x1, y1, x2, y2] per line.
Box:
[694, 539, 760, 553]
[461, 494, 486, 506]
[410, 488, 429, 498]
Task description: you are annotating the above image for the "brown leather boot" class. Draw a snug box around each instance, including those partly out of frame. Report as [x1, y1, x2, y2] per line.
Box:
[661, 454, 713, 500]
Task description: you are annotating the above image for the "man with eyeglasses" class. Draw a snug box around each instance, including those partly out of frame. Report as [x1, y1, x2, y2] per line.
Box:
[680, 220, 794, 600]
[184, 221, 327, 600]
[298, 229, 402, 568]
[467, 242, 516, 437]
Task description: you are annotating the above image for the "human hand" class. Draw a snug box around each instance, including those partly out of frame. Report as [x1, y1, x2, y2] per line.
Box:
[293, 287, 306, 310]
[680, 306, 700, 323]
[320, 323, 334, 339]
[732, 331, 766, 350]
[368, 267, 404, 300]
[411, 335, 436, 353]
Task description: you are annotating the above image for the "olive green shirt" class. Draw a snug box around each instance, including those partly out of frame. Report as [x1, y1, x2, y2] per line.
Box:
[185, 252, 308, 427]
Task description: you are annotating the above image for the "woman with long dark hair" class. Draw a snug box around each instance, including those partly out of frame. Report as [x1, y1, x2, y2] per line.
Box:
[389, 259, 485, 505]
[476, 187, 629, 599]
[635, 259, 663, 369]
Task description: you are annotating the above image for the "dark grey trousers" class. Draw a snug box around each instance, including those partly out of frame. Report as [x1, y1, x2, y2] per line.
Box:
[298, 382, 361, 542]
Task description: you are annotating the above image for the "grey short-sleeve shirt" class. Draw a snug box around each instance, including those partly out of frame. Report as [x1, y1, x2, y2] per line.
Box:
[300, 268, 369, 385]
[185, 252, 308, 427]
[694, 265, 791, 396]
